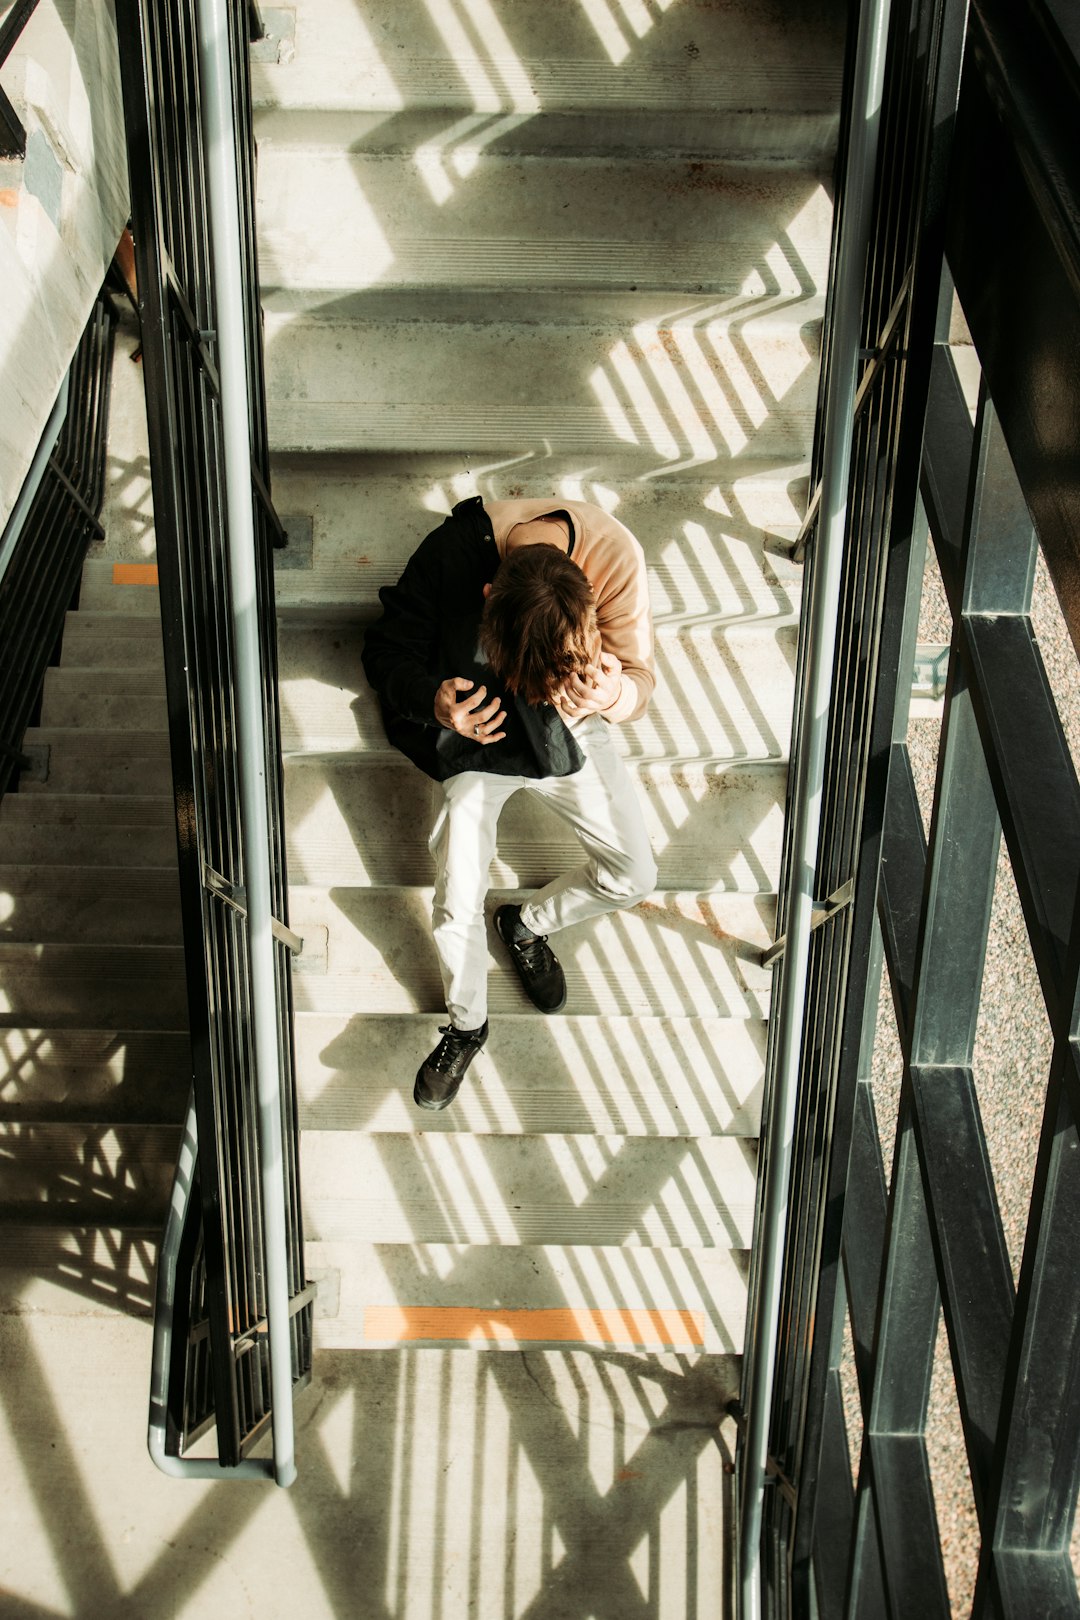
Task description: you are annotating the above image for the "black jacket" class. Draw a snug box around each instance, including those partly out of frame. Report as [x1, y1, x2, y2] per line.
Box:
[361, 496, 586, 782]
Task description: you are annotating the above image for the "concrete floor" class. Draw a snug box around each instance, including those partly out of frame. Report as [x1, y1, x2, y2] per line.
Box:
[0, 1272, 737, 1620]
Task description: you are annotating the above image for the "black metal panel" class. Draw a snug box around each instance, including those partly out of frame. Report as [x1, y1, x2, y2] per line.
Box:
[843, 1083, 889, 1405]
[993, 1547, 1080, 1620]
[961, 614, 1080, 1020]
[868, 1434, 950, 1618]
[946, 0, 1080, 659]
[0, 294, 117, 801]
[920, 347, 972, 611]
[878, 744, 926, 1036]
[812, 1372, 856, 1620]
[909, 1065, 1013, 1514]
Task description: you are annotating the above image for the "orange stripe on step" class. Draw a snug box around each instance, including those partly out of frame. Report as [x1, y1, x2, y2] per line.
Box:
[112, 563, 159, 585]
[363, 1305, 705, 1348]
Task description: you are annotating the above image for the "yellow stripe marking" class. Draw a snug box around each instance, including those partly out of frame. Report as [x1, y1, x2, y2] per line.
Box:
[363, 1305, 705, 1348]
[112, 563, 159, 585]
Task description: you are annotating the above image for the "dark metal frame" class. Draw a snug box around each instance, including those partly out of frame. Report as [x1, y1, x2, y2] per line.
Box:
[741, 0, 1080, 1612]
[0, 0, 42, 157]
[116, 0, 312, 1467]
[0, 292, 116, 800]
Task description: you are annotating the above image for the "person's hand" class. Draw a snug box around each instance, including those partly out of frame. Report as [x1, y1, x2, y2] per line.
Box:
[553, 651, 622, 719]
[434, 677, 507, 744]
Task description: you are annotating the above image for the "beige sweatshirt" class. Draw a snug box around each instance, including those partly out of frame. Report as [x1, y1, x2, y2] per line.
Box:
[485, 498, 655, 725]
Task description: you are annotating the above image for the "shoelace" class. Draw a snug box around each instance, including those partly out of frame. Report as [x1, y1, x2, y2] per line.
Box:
[431, 1023, 479, 1072]
[511, 931, 556, 974]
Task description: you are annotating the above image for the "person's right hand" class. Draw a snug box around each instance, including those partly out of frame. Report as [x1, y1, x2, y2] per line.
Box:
[434, 678, 507, 744]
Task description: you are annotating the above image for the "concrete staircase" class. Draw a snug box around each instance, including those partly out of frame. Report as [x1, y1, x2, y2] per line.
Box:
[0, 3, 842, 1612]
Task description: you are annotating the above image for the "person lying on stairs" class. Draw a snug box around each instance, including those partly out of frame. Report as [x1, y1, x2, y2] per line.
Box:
[362, 496, 657, 1111]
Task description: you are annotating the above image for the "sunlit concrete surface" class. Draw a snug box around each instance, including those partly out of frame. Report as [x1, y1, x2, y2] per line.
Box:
[0, 1281, 737, 1620]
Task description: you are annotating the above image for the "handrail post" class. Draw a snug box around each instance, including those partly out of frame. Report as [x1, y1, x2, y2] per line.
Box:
[194, 0, 297, 1489]
[148, 1089, 273, 1480]
[737, 2, 893, 1613]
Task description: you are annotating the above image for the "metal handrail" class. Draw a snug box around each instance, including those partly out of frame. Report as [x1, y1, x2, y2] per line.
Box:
[736, 3, 893, 1614]
[117, 0, 312, 1477]
[195, 0, 296, 1487]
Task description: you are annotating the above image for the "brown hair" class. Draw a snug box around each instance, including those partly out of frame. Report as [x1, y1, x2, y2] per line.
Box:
[480, 545, 597, 706]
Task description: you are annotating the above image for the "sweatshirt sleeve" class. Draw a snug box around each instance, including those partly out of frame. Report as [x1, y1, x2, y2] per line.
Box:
[360, 529, 445, 727]
[595, 536, 655, 724]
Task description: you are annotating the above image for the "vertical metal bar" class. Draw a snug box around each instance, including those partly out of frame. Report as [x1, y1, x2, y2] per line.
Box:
[194, 0, 296, 1489]
[738, 5, 893, 1613]
[148, 1088, 270, 1481]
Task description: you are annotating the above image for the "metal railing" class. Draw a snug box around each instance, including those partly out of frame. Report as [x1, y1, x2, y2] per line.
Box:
[0, 0, 41, 157]
[116, 0, 313, 1479]
[739, 0, 1080, 1613]
[0, 292, 116, 801]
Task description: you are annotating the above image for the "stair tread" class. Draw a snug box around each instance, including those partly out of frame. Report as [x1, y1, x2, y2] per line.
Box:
[282, 755, 785, 892]
[250, 0, 843, 123]
[301, 1130, 756, 1248]
[256, 149, 830, 303]
[295, 1011, 763, 1137]
[306, 1239, 745, 1353]
[0, 1028, 190, 1123]
[288, 885, 773, 1020]
[30, 613, 798, 762]
[264, 307, 822, 463]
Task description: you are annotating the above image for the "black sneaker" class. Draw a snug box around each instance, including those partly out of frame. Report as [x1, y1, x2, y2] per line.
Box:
[494, 903, 567, 1013]
[413, 1021, 488, 1111]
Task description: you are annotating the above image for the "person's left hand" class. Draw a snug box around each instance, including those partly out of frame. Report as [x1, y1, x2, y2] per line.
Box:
[554, 650, 622, 719]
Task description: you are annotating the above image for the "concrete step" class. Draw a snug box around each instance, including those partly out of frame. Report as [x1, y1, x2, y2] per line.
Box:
[307, 1239, 747, 1354]
[301, 1130, 756, 1248]
[277, 620, 796, 763]
[0, 816, 176, 869]
[38, 668, 168, 732]
[256, 148, 831, 315]
[0, 793, 175, 872]
[0, 1028, 189, 1122]
[0, 1122, 178, 1224]
[0, 868, 182, 945]
[288, 885, 773, 1020]
[34, 619, 795, 765]
[17, 730, 171, 796]
[275, 618, 795, 760]
[0, 758, 784, 892]
[77, 485, 806, 622]
[76, 562, 161, 615]
[295, 1011, 763, 1137]
[59, 611, 165, 670]
[250, 0, 843, 161]
[0, 943, 186, 1029]
[268, 460, 806, 619]
[0, 791, 171, 826]
[283, 756, 785, 892]
[0, 1305, 736, 1620]
[264, 305, 823, 465]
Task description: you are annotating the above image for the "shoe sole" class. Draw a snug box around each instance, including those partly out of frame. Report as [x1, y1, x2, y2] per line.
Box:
[413, 1079, 455, 1111]
[494, 907, 568, 1014]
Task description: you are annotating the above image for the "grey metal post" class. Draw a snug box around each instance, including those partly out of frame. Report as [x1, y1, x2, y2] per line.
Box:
[195, 0, 297, 1488]
[738, 2, 892, 1613]
[149, 1089, 274, 1480]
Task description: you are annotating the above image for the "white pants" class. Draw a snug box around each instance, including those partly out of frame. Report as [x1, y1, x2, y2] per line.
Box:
[429, 715, 657, 1029]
